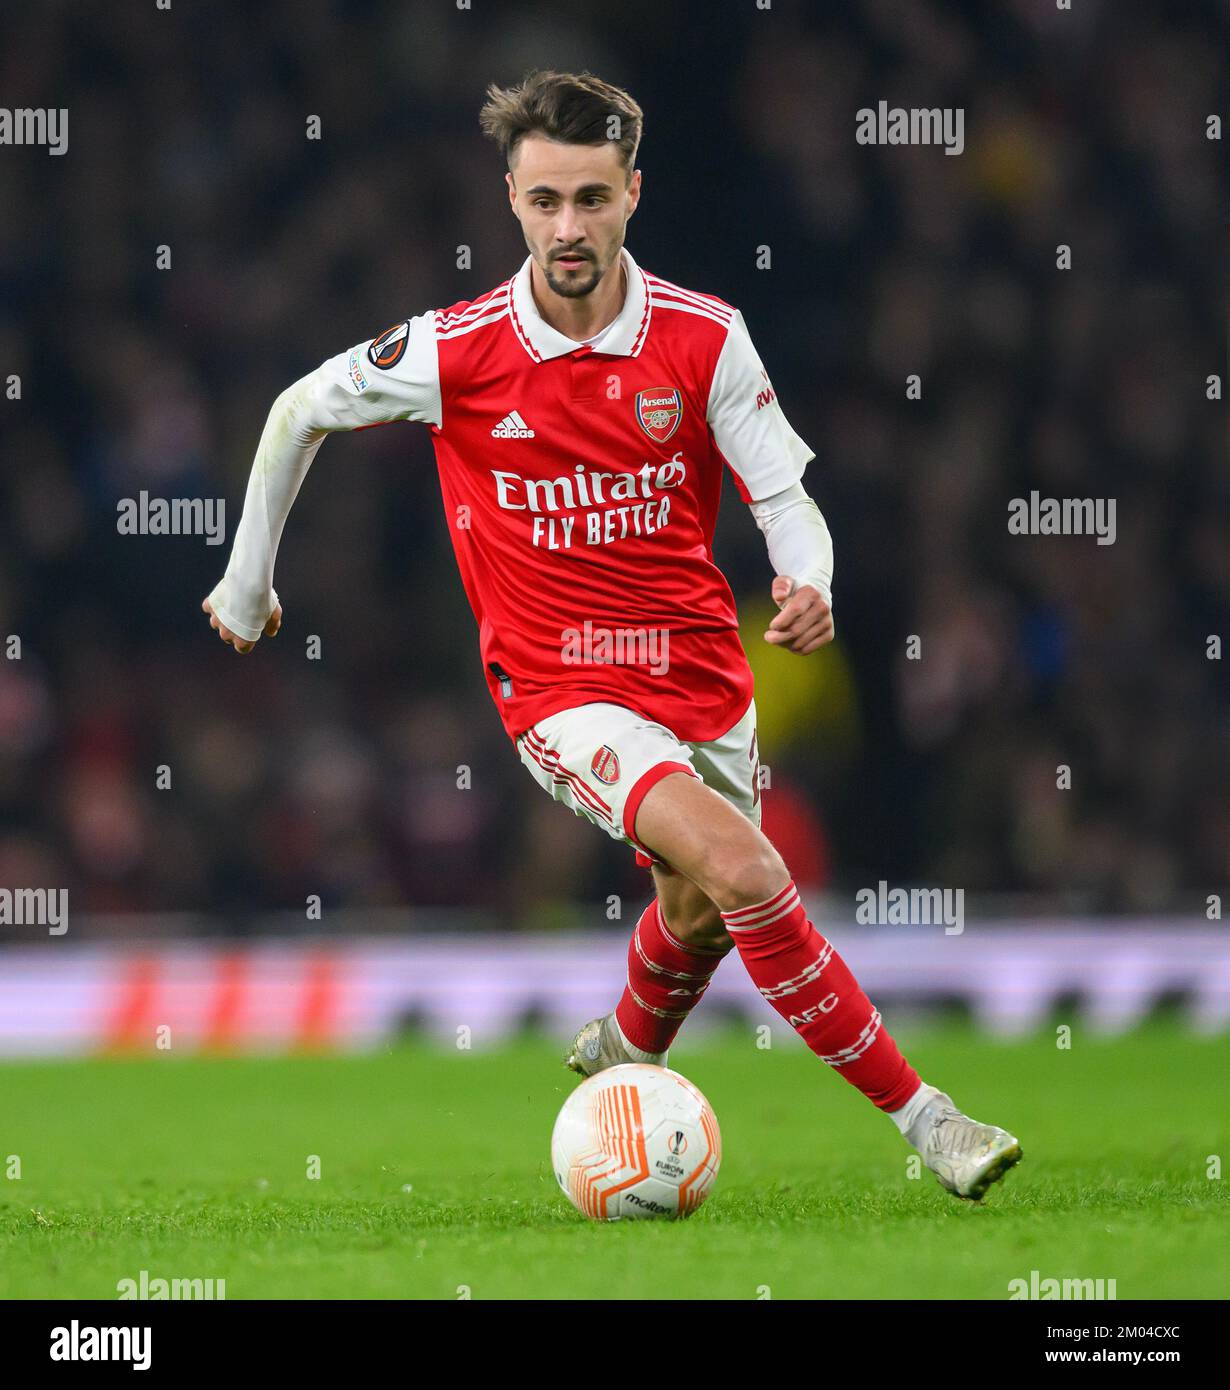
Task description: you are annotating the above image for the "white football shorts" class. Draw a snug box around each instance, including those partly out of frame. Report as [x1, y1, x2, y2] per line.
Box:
[515, 698, 762, 871]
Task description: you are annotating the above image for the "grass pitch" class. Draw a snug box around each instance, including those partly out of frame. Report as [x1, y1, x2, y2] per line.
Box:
[1, 1019, 1226, 1300]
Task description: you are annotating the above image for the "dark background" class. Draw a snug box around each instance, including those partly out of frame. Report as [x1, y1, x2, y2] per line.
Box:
[0, 0, 1224, 929]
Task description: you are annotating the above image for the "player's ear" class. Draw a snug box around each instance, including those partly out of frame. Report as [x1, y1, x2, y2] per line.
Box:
[625, 168, 642, 218]
[505, 170, 517, 214]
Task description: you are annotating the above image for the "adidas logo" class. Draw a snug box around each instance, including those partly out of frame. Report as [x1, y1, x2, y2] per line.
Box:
[491, 410, 535, 439]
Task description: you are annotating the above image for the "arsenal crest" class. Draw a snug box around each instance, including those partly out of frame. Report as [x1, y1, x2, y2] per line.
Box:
[635, 387, 683, 444]
[590, 745, 621, 785]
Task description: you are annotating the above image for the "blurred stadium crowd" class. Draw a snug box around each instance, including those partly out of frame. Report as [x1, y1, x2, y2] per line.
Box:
[0, 0, 1224, 929]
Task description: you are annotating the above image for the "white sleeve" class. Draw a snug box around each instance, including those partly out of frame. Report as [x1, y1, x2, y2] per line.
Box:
[749, 480, 834, 605]
[313, 312, 441, 431]
[707, 309, 814, 502]
[207, 311, 440, 642]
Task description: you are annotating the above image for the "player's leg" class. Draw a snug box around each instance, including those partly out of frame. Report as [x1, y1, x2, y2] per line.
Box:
[589, 698, 763, 1066]
[516, 704, 727, 1073]
[651, 863, 732, 952]
[633, 771, 1023, 1199]
[602, 697, 752, 1058]
[607, 865, 733, 1063]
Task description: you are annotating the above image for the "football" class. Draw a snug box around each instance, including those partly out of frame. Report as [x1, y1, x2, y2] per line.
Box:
[551, 1064, 722, 1220]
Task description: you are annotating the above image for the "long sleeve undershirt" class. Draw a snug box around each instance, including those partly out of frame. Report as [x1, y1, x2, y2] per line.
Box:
[748, 481, 835, 604]
[207, 373, 331, 641]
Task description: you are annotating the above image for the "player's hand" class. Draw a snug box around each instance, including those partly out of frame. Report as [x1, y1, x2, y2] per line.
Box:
[765, 576, 833, 655]
[201, 596, 282, 653]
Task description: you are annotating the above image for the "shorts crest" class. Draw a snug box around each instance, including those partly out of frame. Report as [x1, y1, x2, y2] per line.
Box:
[590, 745, 621, 785]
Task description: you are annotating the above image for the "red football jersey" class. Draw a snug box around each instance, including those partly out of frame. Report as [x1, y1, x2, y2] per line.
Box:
[317, 248, 813, 742]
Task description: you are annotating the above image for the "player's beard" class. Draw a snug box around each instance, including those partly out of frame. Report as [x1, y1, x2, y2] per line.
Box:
[541, 247, 612, 299]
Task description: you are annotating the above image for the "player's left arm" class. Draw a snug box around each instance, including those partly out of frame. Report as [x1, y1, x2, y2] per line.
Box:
[749, 483, 834, 654]
[706, 310, 835, 655]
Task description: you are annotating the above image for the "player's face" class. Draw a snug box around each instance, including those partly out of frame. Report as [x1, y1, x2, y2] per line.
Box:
[507, 136, 641, 299]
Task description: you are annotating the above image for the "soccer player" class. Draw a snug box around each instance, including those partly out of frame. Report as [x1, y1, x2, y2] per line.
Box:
[203, 71, 1021, 1199]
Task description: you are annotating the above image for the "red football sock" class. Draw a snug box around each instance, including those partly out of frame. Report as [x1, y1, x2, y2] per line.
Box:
[615, 899, 729, 1055]
[722, 881, 920, 1111]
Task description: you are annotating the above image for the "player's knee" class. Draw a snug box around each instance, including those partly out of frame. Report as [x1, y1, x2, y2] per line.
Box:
[701, 837, 788, 913]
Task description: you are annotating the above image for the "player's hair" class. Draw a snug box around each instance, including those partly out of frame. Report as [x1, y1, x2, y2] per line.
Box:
[479, 70, 643, 183]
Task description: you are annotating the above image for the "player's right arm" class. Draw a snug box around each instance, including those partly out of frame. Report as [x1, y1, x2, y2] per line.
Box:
[202, 314, 441, 652]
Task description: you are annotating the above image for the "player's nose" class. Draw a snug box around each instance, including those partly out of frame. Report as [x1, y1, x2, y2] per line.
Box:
[554, 209, 584, 244]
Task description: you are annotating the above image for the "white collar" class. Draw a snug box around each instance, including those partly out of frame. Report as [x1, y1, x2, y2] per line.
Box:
[509, 246, 650, 361]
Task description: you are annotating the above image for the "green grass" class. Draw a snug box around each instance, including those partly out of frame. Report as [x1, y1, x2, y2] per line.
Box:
[1, 1020, 1226, 1299]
